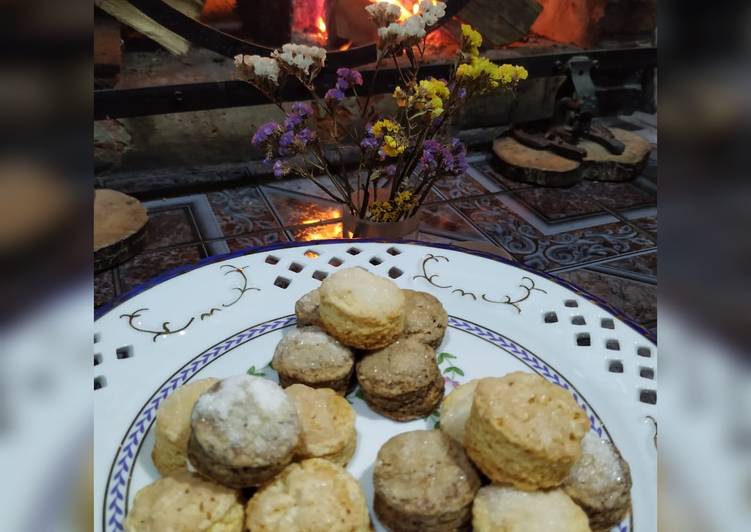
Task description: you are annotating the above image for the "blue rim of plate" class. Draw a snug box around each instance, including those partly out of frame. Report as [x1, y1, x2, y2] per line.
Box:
[94, 238, 656, 344]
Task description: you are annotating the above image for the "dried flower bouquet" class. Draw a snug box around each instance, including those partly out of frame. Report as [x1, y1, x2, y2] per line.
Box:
[235, 1, 527, 223]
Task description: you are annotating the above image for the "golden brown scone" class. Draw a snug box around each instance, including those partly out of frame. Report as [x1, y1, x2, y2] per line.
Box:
[272, 326, 355, 395]
[318, 267, 405, 350]
[439, 379, 480, 445]
[356, 337, 444, 421]
[151, 378, 218, 475]
[402, 289, 448, 348]
[188, 375, 300, 488]
[285, 384, 357, 467]
[124, 471, 244, 532]
[464, 372, 590, 490]
[295, 288, 321, 327]
[373, 430, 481, 531]
[564, 432, 632, 531]
[472, 485, 591, 532]
[245, 458, 371, 531]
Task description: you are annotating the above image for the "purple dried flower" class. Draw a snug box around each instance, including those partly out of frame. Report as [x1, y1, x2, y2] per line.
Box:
[291, 102, 313, 118]
[283, 113, 303, 130]
[385, 164, 397, 177]
[458, 87, 467, 99]
[273, 160, 288, 177]
[360, 134, 379, 152]
[252, 121, 281, 146]
[336, 67, 363, 87]
[325, 87, 346, 105]
[278, 130, 295, 156]
[297, 127, 316, 144]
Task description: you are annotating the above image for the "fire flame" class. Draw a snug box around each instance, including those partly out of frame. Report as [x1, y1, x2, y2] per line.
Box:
[316, 16, 327, 34]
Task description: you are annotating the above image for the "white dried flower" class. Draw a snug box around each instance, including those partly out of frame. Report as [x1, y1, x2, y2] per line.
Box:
[377, 14, 427, 50]
[234, 54, 281, 91]
[419, 1, 446, 27]
[272, 44, 326, 83]
[365, 2, 401, 27]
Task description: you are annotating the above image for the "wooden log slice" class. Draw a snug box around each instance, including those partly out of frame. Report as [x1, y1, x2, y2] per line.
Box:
[492, 136, 582, 187]
[579, 128, 652, 182]
[94, 189, 149, 272]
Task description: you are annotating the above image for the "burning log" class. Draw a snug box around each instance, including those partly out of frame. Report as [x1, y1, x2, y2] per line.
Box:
[237, 0, 293, 46]
[458, 0, 543, 46]
[327, 0, 377, 48]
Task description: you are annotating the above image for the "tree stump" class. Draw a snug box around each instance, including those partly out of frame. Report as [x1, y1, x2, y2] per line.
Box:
[94, 189, 149, 272]
[579, 128, 652, 182]
[492, 136, 582, 187]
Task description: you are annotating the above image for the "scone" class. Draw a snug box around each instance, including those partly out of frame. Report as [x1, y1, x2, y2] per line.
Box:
[295, 288, 321, 327]
[272, 326, 355, 395]
[564, 432, 632, 531]
[464, 372, 590, 489]
[188, 375, 300, 488]
[472, 485, 591, 532]
[151, 378, 218, 475]
[402, 289, 448, 348]
[245, 458, 371, 531]
[439, 379, 480, 445]
[318, 267, 406, 349]
[373, 430, 481, 531]
[285, 384, 357, 466]
[356, 337, 444, 421]
[124, 471, 244, 532]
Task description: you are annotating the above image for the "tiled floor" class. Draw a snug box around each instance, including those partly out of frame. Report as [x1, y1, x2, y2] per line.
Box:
[96, 116, 657, 337]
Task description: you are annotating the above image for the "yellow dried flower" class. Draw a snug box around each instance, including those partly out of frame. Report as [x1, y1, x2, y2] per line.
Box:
[418, 79, 450, 117]
[461, 24, 482, 56]
[382, 135, 406, 157]
[456, 57, 527, 94]
[393, 86, 408, 107]
[372, 119, 402, 137]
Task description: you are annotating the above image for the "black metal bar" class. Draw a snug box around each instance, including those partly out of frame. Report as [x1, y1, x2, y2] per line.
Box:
[95, 46, 656, 120]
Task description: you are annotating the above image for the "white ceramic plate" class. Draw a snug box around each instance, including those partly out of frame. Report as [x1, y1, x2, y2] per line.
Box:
[94, 240, 657, 532]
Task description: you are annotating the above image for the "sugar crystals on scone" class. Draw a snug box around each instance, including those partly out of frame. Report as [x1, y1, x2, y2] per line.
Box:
[464, 371, 590, 489]
[564, 431, 633, 531]
[285, 384, 357, 467]
[473, 484, 592, 532]
[151, 378, 218, 476]
[246, 458, 371, 532]
[401, 289, 448, 348]
[188, 375, 300, 488]
[373, 430, 480, 531]
[272, 326, 355, 395]
[356, 337, 444, 421]
[318, 267, 406, 350]
[124, 471, 244, 532]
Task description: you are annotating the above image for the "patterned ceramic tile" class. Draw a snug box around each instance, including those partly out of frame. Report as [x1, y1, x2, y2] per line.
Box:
[512, 186, 603, 222]
[596, 252, 657, 279]
[432, 171, 489, 199]
[95, 271, 116, 308]
[290, 221, 343, 241]
[472, 161, 532, 191]
[555, 269, 657, 325]
[631, 215, 657, 240]
[419, 203, 489, 241]
[263, 187, 343, 227]
[225, 232, 289, 252]
[207, 186, 280, 236]
[574, 180, 655, 212]
[117, 246, 204, 292]
[452, 195, 655, 271]
[144, 207, 198, 249]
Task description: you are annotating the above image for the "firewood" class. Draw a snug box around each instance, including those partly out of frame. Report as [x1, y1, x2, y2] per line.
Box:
[579, 128, 651, 181]
[94, 12, 122, 89]
[94, 189, 149, 272]
[492, 135, 582, 186]
[95, 0, 190, 55]
[459, 0, 542, 46]
[328, 0, 377, 48]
